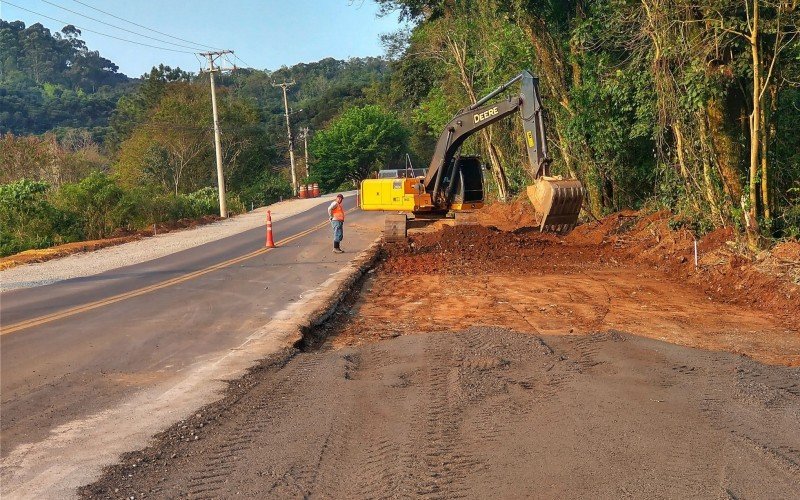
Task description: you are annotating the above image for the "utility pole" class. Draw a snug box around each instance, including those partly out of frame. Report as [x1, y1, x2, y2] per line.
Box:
[200, 50, 235, 217]
[300, 126, 310, 179]
[273, 81, 298, 196]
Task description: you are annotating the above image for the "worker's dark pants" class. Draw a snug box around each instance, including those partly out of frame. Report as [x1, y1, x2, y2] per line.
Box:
[331, 220, 344, 248]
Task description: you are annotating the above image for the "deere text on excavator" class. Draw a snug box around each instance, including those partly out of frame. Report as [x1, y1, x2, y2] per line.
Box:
[359, 70, 585, 237]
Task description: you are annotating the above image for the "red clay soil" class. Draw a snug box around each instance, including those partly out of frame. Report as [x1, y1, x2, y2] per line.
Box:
[564, 210, 800, 317]
[383, 219, 798, 318]
[340, 203, 799, 366]
[474, 195, 542, 231]
[0, 215, 221, 271]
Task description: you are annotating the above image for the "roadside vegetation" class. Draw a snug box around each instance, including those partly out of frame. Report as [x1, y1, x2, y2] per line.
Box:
[0, 22, 387, 256]
[370, 0, 800, 248]
[2, 2, 799, 257]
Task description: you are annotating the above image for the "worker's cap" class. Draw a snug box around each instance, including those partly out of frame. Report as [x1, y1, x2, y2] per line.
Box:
[336, 194, 344, 200]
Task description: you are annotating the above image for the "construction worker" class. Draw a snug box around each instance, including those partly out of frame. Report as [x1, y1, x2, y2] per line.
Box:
[327, 194, 345, 253]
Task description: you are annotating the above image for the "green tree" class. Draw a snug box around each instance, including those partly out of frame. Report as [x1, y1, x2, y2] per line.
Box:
[310, 105, 409, 191]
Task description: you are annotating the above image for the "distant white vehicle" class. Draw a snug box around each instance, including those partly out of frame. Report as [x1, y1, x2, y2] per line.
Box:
[376, 168, 427, 179]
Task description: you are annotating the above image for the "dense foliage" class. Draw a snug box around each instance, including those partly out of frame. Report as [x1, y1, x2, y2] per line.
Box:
[0, 174, 244, 256]
[0, 20, 132, 137]
[310, 105, 409, 190]
[375, 0, 800, 245]
[2, 3, 798, 256]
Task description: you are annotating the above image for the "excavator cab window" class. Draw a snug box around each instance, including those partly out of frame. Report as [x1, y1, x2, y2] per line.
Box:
[452, 156, 483, 204]
[458, 156, 483, 203]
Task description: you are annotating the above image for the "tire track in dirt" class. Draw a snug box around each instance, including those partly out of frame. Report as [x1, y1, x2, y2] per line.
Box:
[82, 328, 800, 499]
[182, 353, 320, 499]
[345, 342, 412, 499]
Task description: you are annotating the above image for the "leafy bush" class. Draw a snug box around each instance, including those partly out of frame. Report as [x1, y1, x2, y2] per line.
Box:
[3, 173, 268, 257]
[184, 187, 219, 216]
[55, 171, 132, 239]
[0, 179, 82, 256]
[236, 175, 293, 209]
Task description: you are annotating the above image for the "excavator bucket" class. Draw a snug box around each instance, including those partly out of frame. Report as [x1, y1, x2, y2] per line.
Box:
[527, 177, 585, 234]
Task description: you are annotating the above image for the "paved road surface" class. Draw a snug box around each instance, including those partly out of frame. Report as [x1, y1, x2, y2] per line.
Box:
[1, 195, 381, 457]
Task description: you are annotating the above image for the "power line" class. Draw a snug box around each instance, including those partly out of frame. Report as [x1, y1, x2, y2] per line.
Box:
[70, 0, 221, 51]
[233, 53, 253, 69]
[39, 0, 209, 51]
[4, 1, 196, 54]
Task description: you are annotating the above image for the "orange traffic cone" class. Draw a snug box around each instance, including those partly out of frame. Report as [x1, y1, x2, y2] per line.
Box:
[265, 210, 276, 248]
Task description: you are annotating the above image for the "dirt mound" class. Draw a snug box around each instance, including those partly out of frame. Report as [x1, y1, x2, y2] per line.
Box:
[0, 237, 141, 271]
[475, 196, 541, 231]
[382, 224, 576, 275]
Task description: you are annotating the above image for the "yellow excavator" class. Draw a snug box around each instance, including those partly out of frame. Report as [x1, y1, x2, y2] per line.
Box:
[359, 70, 585, 237]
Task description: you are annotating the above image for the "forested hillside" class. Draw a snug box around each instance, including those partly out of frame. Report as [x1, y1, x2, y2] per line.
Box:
[371, 0, 800, 244]
[0, 20, 132, 137]
[0, 20, 389, 256]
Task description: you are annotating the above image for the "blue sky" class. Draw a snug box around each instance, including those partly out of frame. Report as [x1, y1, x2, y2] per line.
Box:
[1, 0, 403, 77]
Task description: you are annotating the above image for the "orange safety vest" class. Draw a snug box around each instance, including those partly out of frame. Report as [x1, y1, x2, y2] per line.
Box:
[331, 202, 345, 221]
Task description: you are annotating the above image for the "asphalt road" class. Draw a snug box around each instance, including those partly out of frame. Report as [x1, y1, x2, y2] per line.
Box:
[0, 195, 381, 458]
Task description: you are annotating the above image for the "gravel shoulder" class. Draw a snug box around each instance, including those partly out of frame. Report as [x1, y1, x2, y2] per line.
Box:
[0, 193, 353, 292]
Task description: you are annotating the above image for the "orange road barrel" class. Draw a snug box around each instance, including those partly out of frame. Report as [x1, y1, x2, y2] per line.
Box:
[312, 183, 320, 197]
[299, 184, 308, 198]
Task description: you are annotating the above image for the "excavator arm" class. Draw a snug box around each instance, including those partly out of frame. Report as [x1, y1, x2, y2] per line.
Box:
[423, 96, 523, 203]
[423, 71, 549, 194]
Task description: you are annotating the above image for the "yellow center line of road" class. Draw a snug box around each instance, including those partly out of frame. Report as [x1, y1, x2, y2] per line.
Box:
[1, 216, 340, 336]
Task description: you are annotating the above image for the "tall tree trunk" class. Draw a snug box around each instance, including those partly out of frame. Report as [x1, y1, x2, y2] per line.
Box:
[446, 35, 509, 200]
[706, 99, 742, 225]
[698, 114, 723, 225]
[760, 105, 769, 221]
[761, 84, 777, 222]
[674, 122, 705, 217]
[747, 0, 762, 243]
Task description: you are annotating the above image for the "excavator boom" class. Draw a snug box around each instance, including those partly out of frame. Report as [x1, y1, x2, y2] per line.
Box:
[420, 70, 584, 232]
